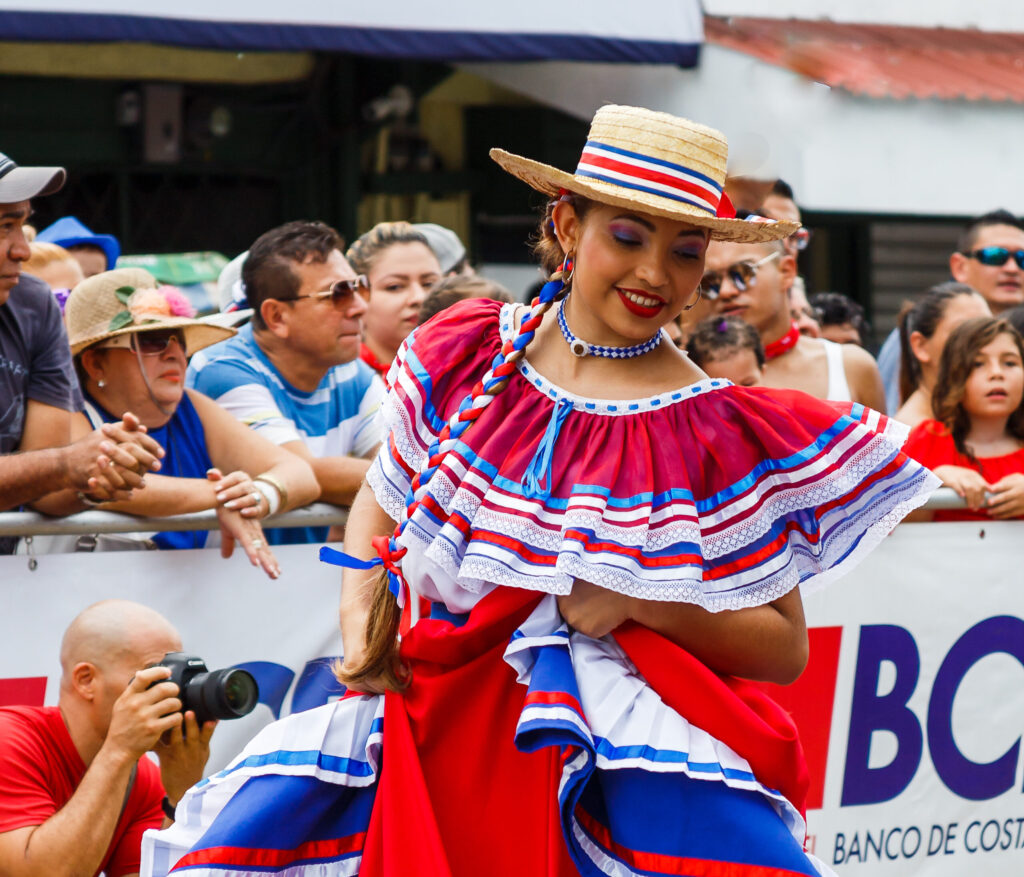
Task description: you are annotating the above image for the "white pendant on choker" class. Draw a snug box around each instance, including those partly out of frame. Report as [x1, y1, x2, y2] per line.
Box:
[557, 295, 661, 359]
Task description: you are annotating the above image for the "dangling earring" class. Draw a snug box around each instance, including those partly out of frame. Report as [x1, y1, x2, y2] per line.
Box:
[560, 253, 575, 291]
[681, 284, 703, 311]
[98, 379, 107, 388]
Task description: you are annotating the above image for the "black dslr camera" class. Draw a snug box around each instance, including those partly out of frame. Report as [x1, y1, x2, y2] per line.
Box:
[156, 653, 259, 726]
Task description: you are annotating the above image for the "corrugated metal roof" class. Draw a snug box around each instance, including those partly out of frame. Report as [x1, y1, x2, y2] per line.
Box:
[705, 16, 1024, 102]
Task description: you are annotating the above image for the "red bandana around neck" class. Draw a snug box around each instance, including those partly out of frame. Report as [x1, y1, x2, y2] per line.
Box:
[360, 343, 389, 376]
[764, 322, 800, 361]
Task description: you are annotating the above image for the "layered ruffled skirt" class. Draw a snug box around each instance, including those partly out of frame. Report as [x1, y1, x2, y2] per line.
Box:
[143, 588, 834, 877]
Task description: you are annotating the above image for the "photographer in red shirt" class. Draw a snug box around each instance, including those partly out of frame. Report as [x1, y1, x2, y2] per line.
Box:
[0, 600, 214, 877]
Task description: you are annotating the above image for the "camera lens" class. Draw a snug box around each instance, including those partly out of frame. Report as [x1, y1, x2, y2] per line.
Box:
[222, 670, 258, 713]
[183, 668, 259, 724]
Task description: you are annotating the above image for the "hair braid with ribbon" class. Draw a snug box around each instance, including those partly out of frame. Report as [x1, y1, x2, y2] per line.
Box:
[326, 255, 574, 691]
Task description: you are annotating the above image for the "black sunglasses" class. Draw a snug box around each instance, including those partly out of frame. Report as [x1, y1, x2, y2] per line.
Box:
[288, 276, 370, 308]
[134, 329, 186, 355]
[962, 247, 1024, 269]
[101, 329, 185, 355]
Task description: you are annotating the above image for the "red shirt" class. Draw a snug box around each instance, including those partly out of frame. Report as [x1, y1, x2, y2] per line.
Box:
[903, 419, 1024, 521]
[0, 706, 165, 877]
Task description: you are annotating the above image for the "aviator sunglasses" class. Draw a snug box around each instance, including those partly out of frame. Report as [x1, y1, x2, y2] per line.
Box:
[99, 328, 186, 355]
[287, 275, 370, 307]
[961, 247, 1024, 270]
[788, 227, 812, 252]
[700, 251, 781, 300]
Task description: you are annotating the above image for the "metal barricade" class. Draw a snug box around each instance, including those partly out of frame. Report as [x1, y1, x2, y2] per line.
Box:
[0, 502, 348, 538]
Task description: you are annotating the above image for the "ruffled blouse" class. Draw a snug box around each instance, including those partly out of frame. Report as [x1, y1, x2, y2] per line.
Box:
[367, 299, 937, 613]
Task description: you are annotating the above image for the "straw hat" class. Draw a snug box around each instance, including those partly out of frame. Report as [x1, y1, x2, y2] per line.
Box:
[66, 267, 235, 356]
[490, 105, 798, 244]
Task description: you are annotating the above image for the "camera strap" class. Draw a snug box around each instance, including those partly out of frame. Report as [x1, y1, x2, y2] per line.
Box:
[117, 762, 138, 824]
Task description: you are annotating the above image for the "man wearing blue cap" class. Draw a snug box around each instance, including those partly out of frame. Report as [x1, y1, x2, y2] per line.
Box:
[0, 152, 161, 525]
[36, 215, 121, 278]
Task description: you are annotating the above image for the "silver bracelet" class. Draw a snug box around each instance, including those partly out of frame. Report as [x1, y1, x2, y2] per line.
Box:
[252, 479, 280, 516]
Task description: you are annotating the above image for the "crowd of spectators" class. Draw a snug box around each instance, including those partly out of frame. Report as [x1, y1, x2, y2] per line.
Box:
[3, 151, 1024, 553]
[3, 148, 1024, 560]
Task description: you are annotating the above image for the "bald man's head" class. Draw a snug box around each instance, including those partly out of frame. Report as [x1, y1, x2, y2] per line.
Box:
[60, 600, 181, 684]
[57, 600, 184, 754]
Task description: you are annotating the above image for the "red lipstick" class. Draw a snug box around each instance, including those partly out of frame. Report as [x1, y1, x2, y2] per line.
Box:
[616, 287, 664, 319]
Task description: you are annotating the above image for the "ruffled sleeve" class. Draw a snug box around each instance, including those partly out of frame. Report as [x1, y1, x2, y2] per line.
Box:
[368, 298, 505, 522]
[368, 300, 939, 612]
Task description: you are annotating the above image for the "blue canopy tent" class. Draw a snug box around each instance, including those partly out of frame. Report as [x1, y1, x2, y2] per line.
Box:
[0, 2, 703, 65]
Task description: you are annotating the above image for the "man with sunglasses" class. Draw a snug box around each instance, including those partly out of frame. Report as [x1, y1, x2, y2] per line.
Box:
[701, 228, 886, 410]
[0, 152, 163, 528]
[949, 210, 1024, 315]
[188, 221, 384, 544]
[877, 209, 1024, 413]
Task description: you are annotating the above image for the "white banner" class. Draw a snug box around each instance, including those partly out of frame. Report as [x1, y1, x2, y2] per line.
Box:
[798, 521, 1024, 874]
[0, 544, 344, 773]
[1, 521, 1021, 875]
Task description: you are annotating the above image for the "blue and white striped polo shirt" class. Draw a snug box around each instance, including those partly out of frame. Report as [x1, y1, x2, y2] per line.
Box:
[187, 324, 384, 542]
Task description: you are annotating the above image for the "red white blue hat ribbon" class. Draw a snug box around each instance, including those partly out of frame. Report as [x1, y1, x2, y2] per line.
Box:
[575, 140, 723, 216]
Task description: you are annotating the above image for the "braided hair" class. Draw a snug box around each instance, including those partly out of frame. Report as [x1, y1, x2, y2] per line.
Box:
[340, 196, 589, 691]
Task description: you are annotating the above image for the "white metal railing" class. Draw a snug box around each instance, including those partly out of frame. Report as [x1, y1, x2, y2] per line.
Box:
[0, 502, 348, 538]
[0, 490, 970, 540]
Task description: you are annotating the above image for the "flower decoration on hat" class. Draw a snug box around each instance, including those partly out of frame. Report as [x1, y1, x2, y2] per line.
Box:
[108, 285, 196, 331]
[157, 286, 196, 318]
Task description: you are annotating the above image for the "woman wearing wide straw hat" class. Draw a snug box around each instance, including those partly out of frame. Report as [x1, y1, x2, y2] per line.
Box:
[144, 108, 936, 876]
[34, 267, 318, 578]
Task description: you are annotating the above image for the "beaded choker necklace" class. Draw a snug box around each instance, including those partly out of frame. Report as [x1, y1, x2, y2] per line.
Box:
[557, 296, 662, 359]
[764, 321, 800, 360]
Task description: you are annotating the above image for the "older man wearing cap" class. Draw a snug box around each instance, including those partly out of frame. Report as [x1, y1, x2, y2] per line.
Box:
[0, 152, 162, 522]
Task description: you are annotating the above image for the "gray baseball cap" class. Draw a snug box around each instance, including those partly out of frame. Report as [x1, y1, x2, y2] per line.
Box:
[0, 153, 66, 202]
[414, 223, 467, 274]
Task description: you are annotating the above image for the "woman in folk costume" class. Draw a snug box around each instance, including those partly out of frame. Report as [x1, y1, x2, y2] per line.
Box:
[143, 107, 937, 877]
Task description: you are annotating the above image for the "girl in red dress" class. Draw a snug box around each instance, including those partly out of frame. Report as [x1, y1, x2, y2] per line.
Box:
[905, 316, 1024, 521]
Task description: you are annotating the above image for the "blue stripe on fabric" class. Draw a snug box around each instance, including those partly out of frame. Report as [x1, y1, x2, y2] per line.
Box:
[695, 413, 860, 513]
[412, 452, 920, 591]
[185, 774, 376, 868]
[592, 737, 759, 784]
[789, 465, 928, 582]
[510, 628, 571, 642]
[399, 344, 446, 433]
[573, 773, 820, 876]
[428, 603, 469, 626]
[0, 12, 701, 64]
[198, 733, 382, 788]
[452, 440, 698, 509]
[517, 717, 591, 743]
[583, 139, 723, 189]
[575, 170, 717, 214]
[708, 472, 923, 595]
